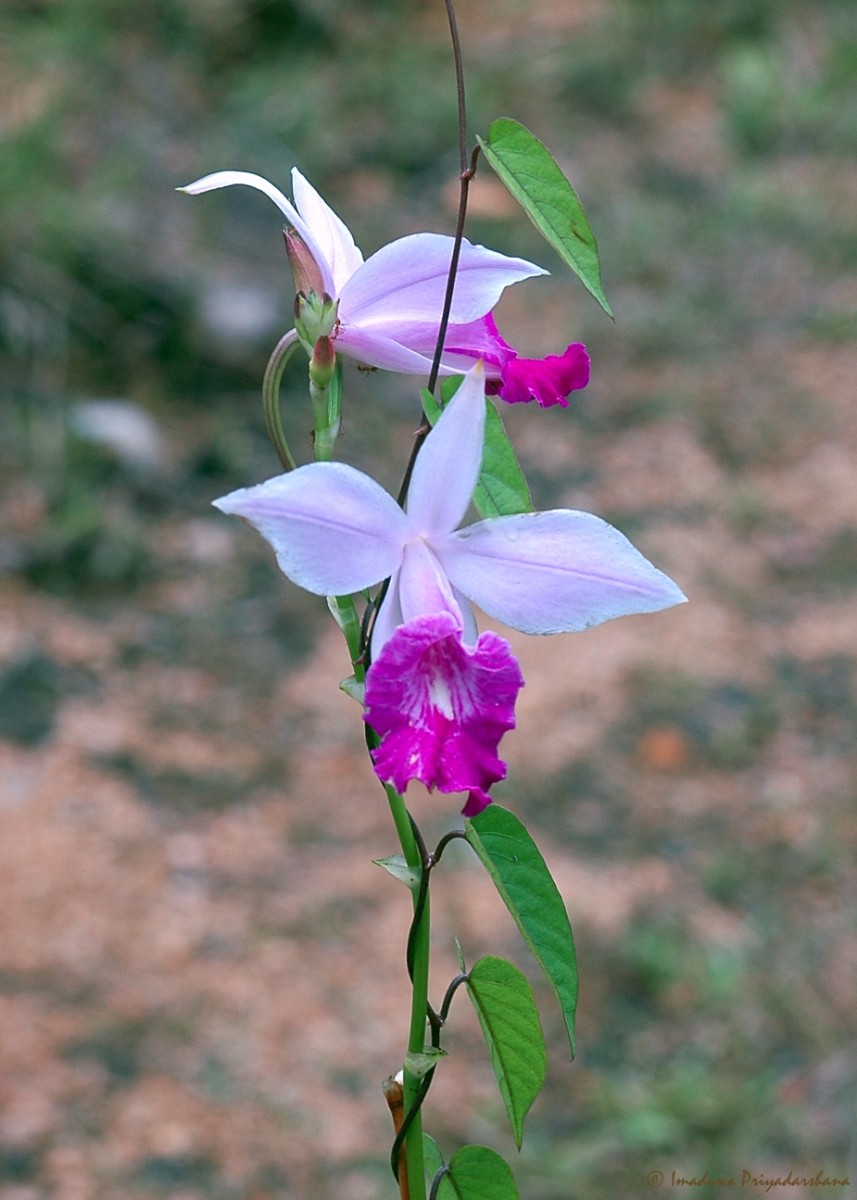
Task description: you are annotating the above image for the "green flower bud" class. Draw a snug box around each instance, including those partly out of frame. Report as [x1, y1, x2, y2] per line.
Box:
[294, 290, 339, 352]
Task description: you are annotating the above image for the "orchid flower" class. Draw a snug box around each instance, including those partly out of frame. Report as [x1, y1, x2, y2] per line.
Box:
[180, 167, 590, 407]
[213, 363, 686, 813]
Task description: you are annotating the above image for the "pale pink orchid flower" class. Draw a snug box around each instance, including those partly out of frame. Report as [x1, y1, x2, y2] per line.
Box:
[180, 167, 590, 406]
[213, 363, 686, 813]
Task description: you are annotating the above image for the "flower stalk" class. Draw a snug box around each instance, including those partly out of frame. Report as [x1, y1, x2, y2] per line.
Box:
[309, 341, 342, 461]
[261, 333, 299, 471]
[382, 781, 429, 1200]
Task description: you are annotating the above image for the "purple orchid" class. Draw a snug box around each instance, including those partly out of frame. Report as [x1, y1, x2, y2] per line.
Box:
[180, 167, 590, 406]
[213, 363, 686, 813]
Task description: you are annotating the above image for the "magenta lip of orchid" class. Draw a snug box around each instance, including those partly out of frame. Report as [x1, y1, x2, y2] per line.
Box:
[212, 362, 686, 812]
[179, 167, 590, 406]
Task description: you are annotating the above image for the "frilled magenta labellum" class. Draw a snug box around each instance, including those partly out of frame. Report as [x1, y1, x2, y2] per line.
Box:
[213, 362, 686, 813]
[180, 168, 592, 406]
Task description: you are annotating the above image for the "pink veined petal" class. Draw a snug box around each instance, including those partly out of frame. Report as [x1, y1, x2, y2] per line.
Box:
[388, 312, 516, 367]
[369, 569, 405, 662]
[497, 343, 591, 407]
[334, 323, 500, 379]
[291, 168, 364, 294]
[396, 539, 465, 626]
[333, 325, 438, 374]
[370, 564, 479, 662]
[436, 510, 688, 635]
[213, 462, 409, 596]
[394, 312, 519, 382]
[178, 170, 335, 296]
[364, 612, 524, 813]
[406, 361, 486, 536]
[451, 585, 479, 647]
[339, 233, 546, 329]
[442, 312, 518, 371]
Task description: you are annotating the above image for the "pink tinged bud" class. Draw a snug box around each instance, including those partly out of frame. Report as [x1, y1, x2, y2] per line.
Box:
[309, 335, 336, 388]
[364, 611, 524, 815]
[283, 227, 325, 297]
[495, 343, 591, 407]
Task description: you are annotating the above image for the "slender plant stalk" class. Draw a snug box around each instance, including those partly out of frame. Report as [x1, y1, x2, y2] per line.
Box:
[382, 6, 472, 1196]
[262, 334, 299, 470]
[383, 783, 428, 1200]
[403, 886, 430, 1200]
[396, 0, 477, 510]
[309, 356, 342, 461]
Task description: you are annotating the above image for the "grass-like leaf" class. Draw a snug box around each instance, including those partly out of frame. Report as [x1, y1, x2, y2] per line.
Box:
[465, 805, 578, 1055]
[477, 117, 613, 319]
[465, 955, 547, 1148]
[435, 1145, 520, 1200]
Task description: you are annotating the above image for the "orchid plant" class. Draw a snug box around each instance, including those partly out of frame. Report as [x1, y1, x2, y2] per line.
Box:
[182, 5, 685, 1197]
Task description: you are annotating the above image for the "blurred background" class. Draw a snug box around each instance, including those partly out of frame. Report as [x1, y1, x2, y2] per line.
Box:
[1, 0, 856, 1197]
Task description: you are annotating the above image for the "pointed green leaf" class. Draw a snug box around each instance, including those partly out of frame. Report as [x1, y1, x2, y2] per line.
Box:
[473, 401, 533, 518]
[423, 1132, 445, 1182]
[421, 384, 533, 519]
[372, 854, 420, 889]
[434, 1145, 519, 1200]
[477, 117, 613, 318]
[339, 673, 365, 704]
[465, 805, 578, 1055]
[465, 955, 546, 1148]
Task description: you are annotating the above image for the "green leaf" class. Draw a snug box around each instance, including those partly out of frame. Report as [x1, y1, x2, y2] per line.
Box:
[474, 402, 533, 518]
[421, 384, 533, 519]
[423, 1132, 445, 1183]
[372, 854, 419, 889]
[465, 805, 578, 1055]
[338, 673, 365, 705]
[434, 1145, 519, 1200]
[465, 955, 546, 1148]
[477, 117, 613, 319]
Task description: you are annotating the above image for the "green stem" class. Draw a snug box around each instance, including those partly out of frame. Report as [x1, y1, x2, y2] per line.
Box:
[262, 333, 299, 470]
[384, 784, 428, 1200]
[403, 889, 430, 1200]
[384, 783, 421, 874]
[310, 357, 342, 462]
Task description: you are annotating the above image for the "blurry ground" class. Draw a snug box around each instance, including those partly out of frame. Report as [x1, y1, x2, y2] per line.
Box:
[1, 1, 856, 1198]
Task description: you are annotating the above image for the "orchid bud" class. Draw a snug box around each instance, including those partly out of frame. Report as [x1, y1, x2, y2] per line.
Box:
[283, 226, 324, 297]
[309, 335, 336, 389]
[294, 290, 339, 352]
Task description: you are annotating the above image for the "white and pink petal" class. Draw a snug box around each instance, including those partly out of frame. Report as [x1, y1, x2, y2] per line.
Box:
[179, 170, 335, 296]
[405, 362, 486, 536]
[339, 234, 545, 330]
[291, 168, 364, 294]
[436, 510, 687, 635]
[213, 462, 409, 596]
[333, 325, 438, 375]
